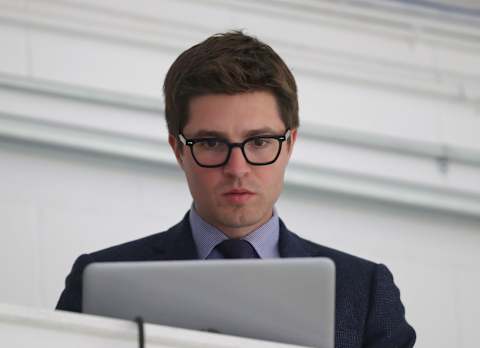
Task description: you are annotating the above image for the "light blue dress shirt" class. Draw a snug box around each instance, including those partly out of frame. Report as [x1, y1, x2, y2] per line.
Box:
[189, 205, 280, 259]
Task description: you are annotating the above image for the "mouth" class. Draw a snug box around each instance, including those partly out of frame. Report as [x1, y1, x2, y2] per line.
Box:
[222, 189, 256, 204]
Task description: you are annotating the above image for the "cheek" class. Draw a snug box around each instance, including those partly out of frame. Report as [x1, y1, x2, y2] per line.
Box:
[273, 160, 289, 190]
[185, 166, 219, 197]
[257, 163, 287, 195]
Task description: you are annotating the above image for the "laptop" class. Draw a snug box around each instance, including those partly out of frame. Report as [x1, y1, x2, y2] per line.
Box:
[82, 258, 335, 348]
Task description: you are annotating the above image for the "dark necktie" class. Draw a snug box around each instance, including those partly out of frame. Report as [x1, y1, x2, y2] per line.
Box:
[216, 239, 259, 259]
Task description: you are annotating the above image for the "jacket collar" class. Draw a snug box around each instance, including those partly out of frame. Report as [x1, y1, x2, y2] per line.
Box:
[150, 212, 314, 260]
[278, 219, 313, 258]
[151, 213, 199, 260]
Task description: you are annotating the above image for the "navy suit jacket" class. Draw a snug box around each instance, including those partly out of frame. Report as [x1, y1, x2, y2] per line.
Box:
[56, 213, 416, 348]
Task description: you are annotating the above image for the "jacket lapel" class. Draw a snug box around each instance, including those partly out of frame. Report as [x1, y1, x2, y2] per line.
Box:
[150, 212, 199, 261]
[148, 214, 315, 260]
[278, 219, 313, 258]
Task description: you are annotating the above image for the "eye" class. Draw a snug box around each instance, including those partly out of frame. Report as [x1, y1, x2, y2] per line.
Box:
[250, 137, 272, 148]
[197, 138, 224, 151]
[206, 139, 220, 147]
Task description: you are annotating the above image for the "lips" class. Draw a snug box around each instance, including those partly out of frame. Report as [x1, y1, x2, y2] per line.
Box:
[223, 188, 255, 204]
[225, 189, 254, 195]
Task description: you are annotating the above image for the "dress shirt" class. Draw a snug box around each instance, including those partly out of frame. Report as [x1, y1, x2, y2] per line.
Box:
[189, 205, 280, 259]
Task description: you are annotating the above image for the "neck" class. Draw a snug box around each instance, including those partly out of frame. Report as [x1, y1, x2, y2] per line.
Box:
[193, 206, 273, 239]
[215, 222, 264, 239]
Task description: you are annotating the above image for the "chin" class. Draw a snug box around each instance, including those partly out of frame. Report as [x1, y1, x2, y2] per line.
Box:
[219, 206, 267, 229]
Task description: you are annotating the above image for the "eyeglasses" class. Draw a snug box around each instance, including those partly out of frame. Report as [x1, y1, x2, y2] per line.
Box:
[178, 129, 291, 168]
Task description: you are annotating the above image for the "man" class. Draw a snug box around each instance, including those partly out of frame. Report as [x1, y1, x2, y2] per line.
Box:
[56, 31, 416, 347]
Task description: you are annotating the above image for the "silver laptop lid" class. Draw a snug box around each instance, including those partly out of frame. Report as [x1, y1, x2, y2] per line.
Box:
[83, 258, 335, 348]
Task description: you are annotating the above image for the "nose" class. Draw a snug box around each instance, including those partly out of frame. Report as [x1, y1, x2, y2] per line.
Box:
[223, 147, 251, 178]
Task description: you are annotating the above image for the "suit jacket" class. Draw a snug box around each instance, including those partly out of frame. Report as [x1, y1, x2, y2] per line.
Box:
[56, 213, 416, 348]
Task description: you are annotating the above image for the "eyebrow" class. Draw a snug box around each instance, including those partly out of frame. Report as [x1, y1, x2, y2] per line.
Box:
[188, 127, 283, 139]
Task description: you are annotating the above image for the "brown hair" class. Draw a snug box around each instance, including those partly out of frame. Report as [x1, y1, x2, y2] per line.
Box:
[163, 30, 298, 136]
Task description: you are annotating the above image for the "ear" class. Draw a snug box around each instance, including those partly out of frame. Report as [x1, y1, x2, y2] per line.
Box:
[285, 128, 297, 158]
[168, 134, 185, 170]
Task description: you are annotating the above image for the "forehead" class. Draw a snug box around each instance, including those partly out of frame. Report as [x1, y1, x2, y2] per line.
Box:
[183, 91, 285, 138]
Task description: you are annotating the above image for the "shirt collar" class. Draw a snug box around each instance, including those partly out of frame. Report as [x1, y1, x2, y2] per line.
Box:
[189, 204, 280, 259]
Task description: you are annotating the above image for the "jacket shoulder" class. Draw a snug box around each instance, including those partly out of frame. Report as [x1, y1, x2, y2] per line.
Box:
[88, 217, 188, 262]
[289, 233, 415, 346]
[55, 219, 186, 313]
[291, 231, 377, 274]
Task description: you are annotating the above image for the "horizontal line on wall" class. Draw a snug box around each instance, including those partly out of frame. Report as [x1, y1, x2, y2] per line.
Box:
[5, 0, 480, 52]
[1, 110, 480, 218]
[0, 110, 172, 165]
[1, 1, 479, 102]
[170, 0, 480, 41]
[287, 161, 480, 218]
[1, 71, 478, 169]
[1, 72, 478, 166]
[390, 0, 480, 18]
[194, 0, 480, 44]
[0, 73, 162, 112]
[300, 123, 480, 166]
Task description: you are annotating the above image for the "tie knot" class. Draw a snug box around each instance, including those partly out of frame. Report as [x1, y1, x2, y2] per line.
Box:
[216, 239, 259, 259]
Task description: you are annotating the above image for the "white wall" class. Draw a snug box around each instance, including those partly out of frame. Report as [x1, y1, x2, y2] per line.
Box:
[1, 1, 480, 347]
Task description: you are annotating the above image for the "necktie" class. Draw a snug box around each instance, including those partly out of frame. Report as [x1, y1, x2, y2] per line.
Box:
[216, 239, 259, 259]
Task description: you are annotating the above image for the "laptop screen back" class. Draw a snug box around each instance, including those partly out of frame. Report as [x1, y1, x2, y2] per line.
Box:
[83, 258, 335, 348]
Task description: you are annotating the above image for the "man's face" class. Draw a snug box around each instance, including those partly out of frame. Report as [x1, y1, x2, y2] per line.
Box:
[169, 91, 297, 238]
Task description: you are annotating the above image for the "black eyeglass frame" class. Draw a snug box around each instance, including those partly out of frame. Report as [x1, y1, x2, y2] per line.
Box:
[178, 129, 291, 168]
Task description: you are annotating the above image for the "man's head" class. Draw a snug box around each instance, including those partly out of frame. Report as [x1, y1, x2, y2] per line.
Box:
[164, 30, 298, 136]
[163, 31, 299, 238]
